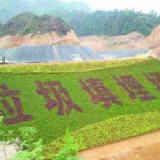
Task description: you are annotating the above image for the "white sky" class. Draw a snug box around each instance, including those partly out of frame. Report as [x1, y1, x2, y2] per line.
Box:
[63, 0, 160, 13]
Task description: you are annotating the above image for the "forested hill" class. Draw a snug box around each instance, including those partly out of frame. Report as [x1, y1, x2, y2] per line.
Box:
[0, 0, 91, 23]
[0, 13, 72, 37]
[1, 0, 160, 38]
[62, 10, 160, 37]
[3, 9, 159, 38]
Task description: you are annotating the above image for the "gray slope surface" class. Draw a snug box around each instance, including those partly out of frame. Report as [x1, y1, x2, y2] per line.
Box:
[0, 45, 148, 63]
[0, 45, 103, 62]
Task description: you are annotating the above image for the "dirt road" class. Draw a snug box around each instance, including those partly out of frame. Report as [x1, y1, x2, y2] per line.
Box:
[79, 131, 160, 160]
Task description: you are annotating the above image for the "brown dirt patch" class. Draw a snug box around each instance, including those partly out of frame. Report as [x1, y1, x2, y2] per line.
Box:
[79, 32, 150, 51]
[0, 29, 79, 48]
[79, 131, 160, 160]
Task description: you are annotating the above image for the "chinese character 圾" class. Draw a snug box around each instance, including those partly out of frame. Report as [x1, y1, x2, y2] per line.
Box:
[35, 81, 83, 115]
[0, 84, 33, 125]
[79, 77, 123, 108]
[113, 75, 156, 101]
[144, 72, 160, 92]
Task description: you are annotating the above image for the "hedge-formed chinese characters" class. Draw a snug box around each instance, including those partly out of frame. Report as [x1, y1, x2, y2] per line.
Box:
[113, 75, 156, 101]
[144, 72, 160, 92]
[36, 81, 83, 115]
[79, 78, 123, 108]
[0, 84, 33, 125]
[1, 72, 160, 125]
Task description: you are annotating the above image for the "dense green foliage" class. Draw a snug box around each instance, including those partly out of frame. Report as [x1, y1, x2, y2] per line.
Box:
[0, 117, 15, 143]
[54, 129, 81, 160]
[0, 0, 160, 37]
[45, 111, 160, 158]
[1, 117, 80, 160]
[0, 0, 91, 23]
[0, 58, 160, 146]
[0, 13, 71, 37]
[10, 127, 44, 160]
[0, 118, 44, 160]
[61, 10, 160, 36]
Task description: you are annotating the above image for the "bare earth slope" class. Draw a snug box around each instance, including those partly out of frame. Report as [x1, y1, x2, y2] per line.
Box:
[79, 131, 160, 160]
[147, 24, 160, 57]
[0, 13, 80, 48]
[147, 24, 160, 45]
[0, 29, 79, 48]
[79, 32, 150, 51]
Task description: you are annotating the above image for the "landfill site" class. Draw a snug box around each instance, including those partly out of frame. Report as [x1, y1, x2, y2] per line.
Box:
[0, 45, 149, 63]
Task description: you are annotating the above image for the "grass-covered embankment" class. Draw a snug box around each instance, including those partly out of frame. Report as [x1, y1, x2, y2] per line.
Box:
[1, 58, 160, 155]
[44, 111, 160, 158]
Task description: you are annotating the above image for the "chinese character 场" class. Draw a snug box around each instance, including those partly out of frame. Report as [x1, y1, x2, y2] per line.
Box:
[144, 72, 160, 92]
[113, 75, 156, 101]
[79, 77, 123, 108]
[0, 84, 33, 125]
[35, 81, 83, 115]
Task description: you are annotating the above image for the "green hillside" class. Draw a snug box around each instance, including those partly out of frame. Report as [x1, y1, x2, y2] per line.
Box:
[1, 58, 160, 156]
[66, 10, 160, 36]
[0, 13, 71, 37]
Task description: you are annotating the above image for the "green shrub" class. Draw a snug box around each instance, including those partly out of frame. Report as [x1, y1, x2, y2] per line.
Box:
[10, 127, 44, 160]
[0, 119, 44, 160]
[0, 119, 81, 160]
[54, 128, 82, 160]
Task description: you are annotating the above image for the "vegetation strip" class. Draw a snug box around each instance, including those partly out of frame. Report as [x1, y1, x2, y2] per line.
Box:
[0, 58, 151, 74]
[44, 112, 160, 158]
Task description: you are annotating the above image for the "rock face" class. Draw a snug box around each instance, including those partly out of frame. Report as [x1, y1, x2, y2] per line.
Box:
[80, 32, 150, 51]
[147, 24, 160, 45]
[0, 29, 79, 48]
[147, 24, 160, 57]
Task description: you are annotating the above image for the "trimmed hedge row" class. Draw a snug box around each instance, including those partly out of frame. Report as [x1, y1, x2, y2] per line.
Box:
[0, 58, 150, 74]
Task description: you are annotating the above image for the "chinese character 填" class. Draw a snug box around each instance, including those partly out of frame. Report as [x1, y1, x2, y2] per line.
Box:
[79, 77, 123, 108]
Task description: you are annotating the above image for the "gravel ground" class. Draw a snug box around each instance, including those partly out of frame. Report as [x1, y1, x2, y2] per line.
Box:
[0, 143, 18, 160]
